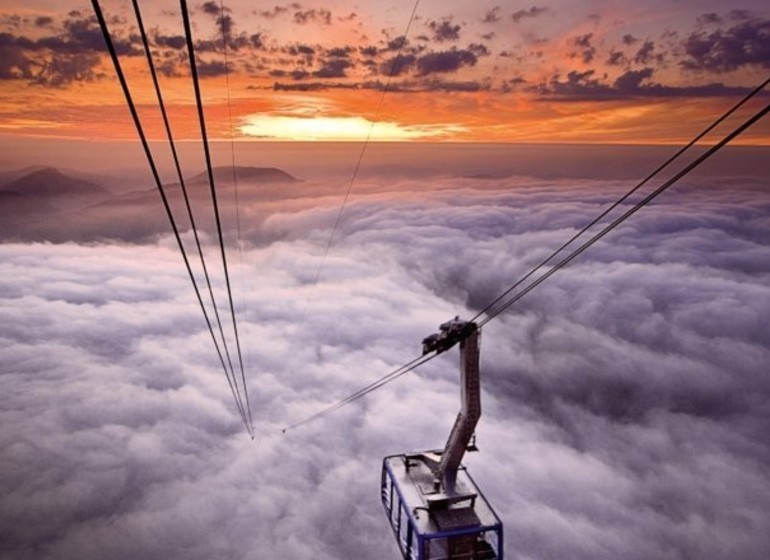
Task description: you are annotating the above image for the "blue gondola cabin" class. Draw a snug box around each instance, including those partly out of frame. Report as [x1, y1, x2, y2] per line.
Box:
[381, 453, 503, 559]
[381, 320, 503, 559]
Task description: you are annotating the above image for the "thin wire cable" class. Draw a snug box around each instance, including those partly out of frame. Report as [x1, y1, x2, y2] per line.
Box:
[217, 0, 253, 431]
[283, 353, 435, 433]
[130, 0, 245, 423]
[92, 0, 251, 435]
[181, 0, 254, 436]
[218, 0, 241, 221]
[283, 91, 770, 433]
[471, 74, 770, 324]
[478, 98, 770, 327]
[303, 0, 421, 305]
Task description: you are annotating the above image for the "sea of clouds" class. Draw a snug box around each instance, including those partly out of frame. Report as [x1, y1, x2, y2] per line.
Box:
[1, 163, 769, 560]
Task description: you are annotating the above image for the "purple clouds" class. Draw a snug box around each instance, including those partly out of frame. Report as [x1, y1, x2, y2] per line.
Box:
[1, 143, 769, 559]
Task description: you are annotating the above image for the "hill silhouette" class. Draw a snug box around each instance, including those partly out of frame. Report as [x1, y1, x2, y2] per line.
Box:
[187, 166, 299, 185]
[0, 165, 304, 243]
[0, 167, 109, 198]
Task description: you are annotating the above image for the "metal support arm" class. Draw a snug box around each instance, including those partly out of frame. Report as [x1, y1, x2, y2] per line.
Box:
[436, 321, 481, 494]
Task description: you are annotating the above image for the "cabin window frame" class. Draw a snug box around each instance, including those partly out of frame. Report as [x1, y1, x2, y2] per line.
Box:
[381, 456, 504, 560]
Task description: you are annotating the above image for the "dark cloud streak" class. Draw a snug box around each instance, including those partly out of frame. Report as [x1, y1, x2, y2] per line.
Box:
[512, 6, 548, 23]
[681, 17, 770, 72]
[2, 3, 766, 95]
[0, 11, 140, 85]
[571, 32, 596, 64]
[427, 18, 462, 42]
[533, 67, 761, 100]
[483, 7, 502, 24]
[293, 8, 332, 26]
[415, 47, 479, 76]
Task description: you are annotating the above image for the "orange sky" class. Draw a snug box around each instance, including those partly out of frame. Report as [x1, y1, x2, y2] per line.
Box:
[0, 0, 769, 145]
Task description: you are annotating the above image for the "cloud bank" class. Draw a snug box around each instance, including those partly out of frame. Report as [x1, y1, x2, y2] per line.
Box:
[1, 156, 769, 560]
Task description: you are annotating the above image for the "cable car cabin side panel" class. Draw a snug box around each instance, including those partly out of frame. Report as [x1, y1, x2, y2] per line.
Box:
[382, 460, 420, 560]
[381, 455, 503, 560]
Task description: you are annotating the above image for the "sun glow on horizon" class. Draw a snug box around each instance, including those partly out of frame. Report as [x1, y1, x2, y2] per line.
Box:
[238, 114, 465, 141]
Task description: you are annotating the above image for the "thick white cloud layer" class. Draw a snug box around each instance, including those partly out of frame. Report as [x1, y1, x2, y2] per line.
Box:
[1, 169, 769, 560]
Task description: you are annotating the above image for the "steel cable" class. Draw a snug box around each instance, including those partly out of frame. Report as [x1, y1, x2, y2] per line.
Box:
[180, 0, 253, 435]
[470, 75, 770, 325]
[130, 0, 247, 428]
[92, 0, 252, 436]
[283, 86, 770, 432]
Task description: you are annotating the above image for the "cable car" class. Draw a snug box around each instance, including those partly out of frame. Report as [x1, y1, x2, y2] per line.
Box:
[381, 320, 504, 559]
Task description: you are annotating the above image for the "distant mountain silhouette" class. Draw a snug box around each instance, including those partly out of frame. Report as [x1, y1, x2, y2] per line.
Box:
[463, 173, 501, 180]
[0, 189, 52, 218]
[0, 167, 109, 199]
[0, 165, 303, 243]
[0, 165, 50, 185]
[187, 166, 300, 185]
[0, 167, 113, 242]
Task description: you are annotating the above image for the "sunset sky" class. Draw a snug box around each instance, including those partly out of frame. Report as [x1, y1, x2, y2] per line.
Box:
[1, 0, 769, 145]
